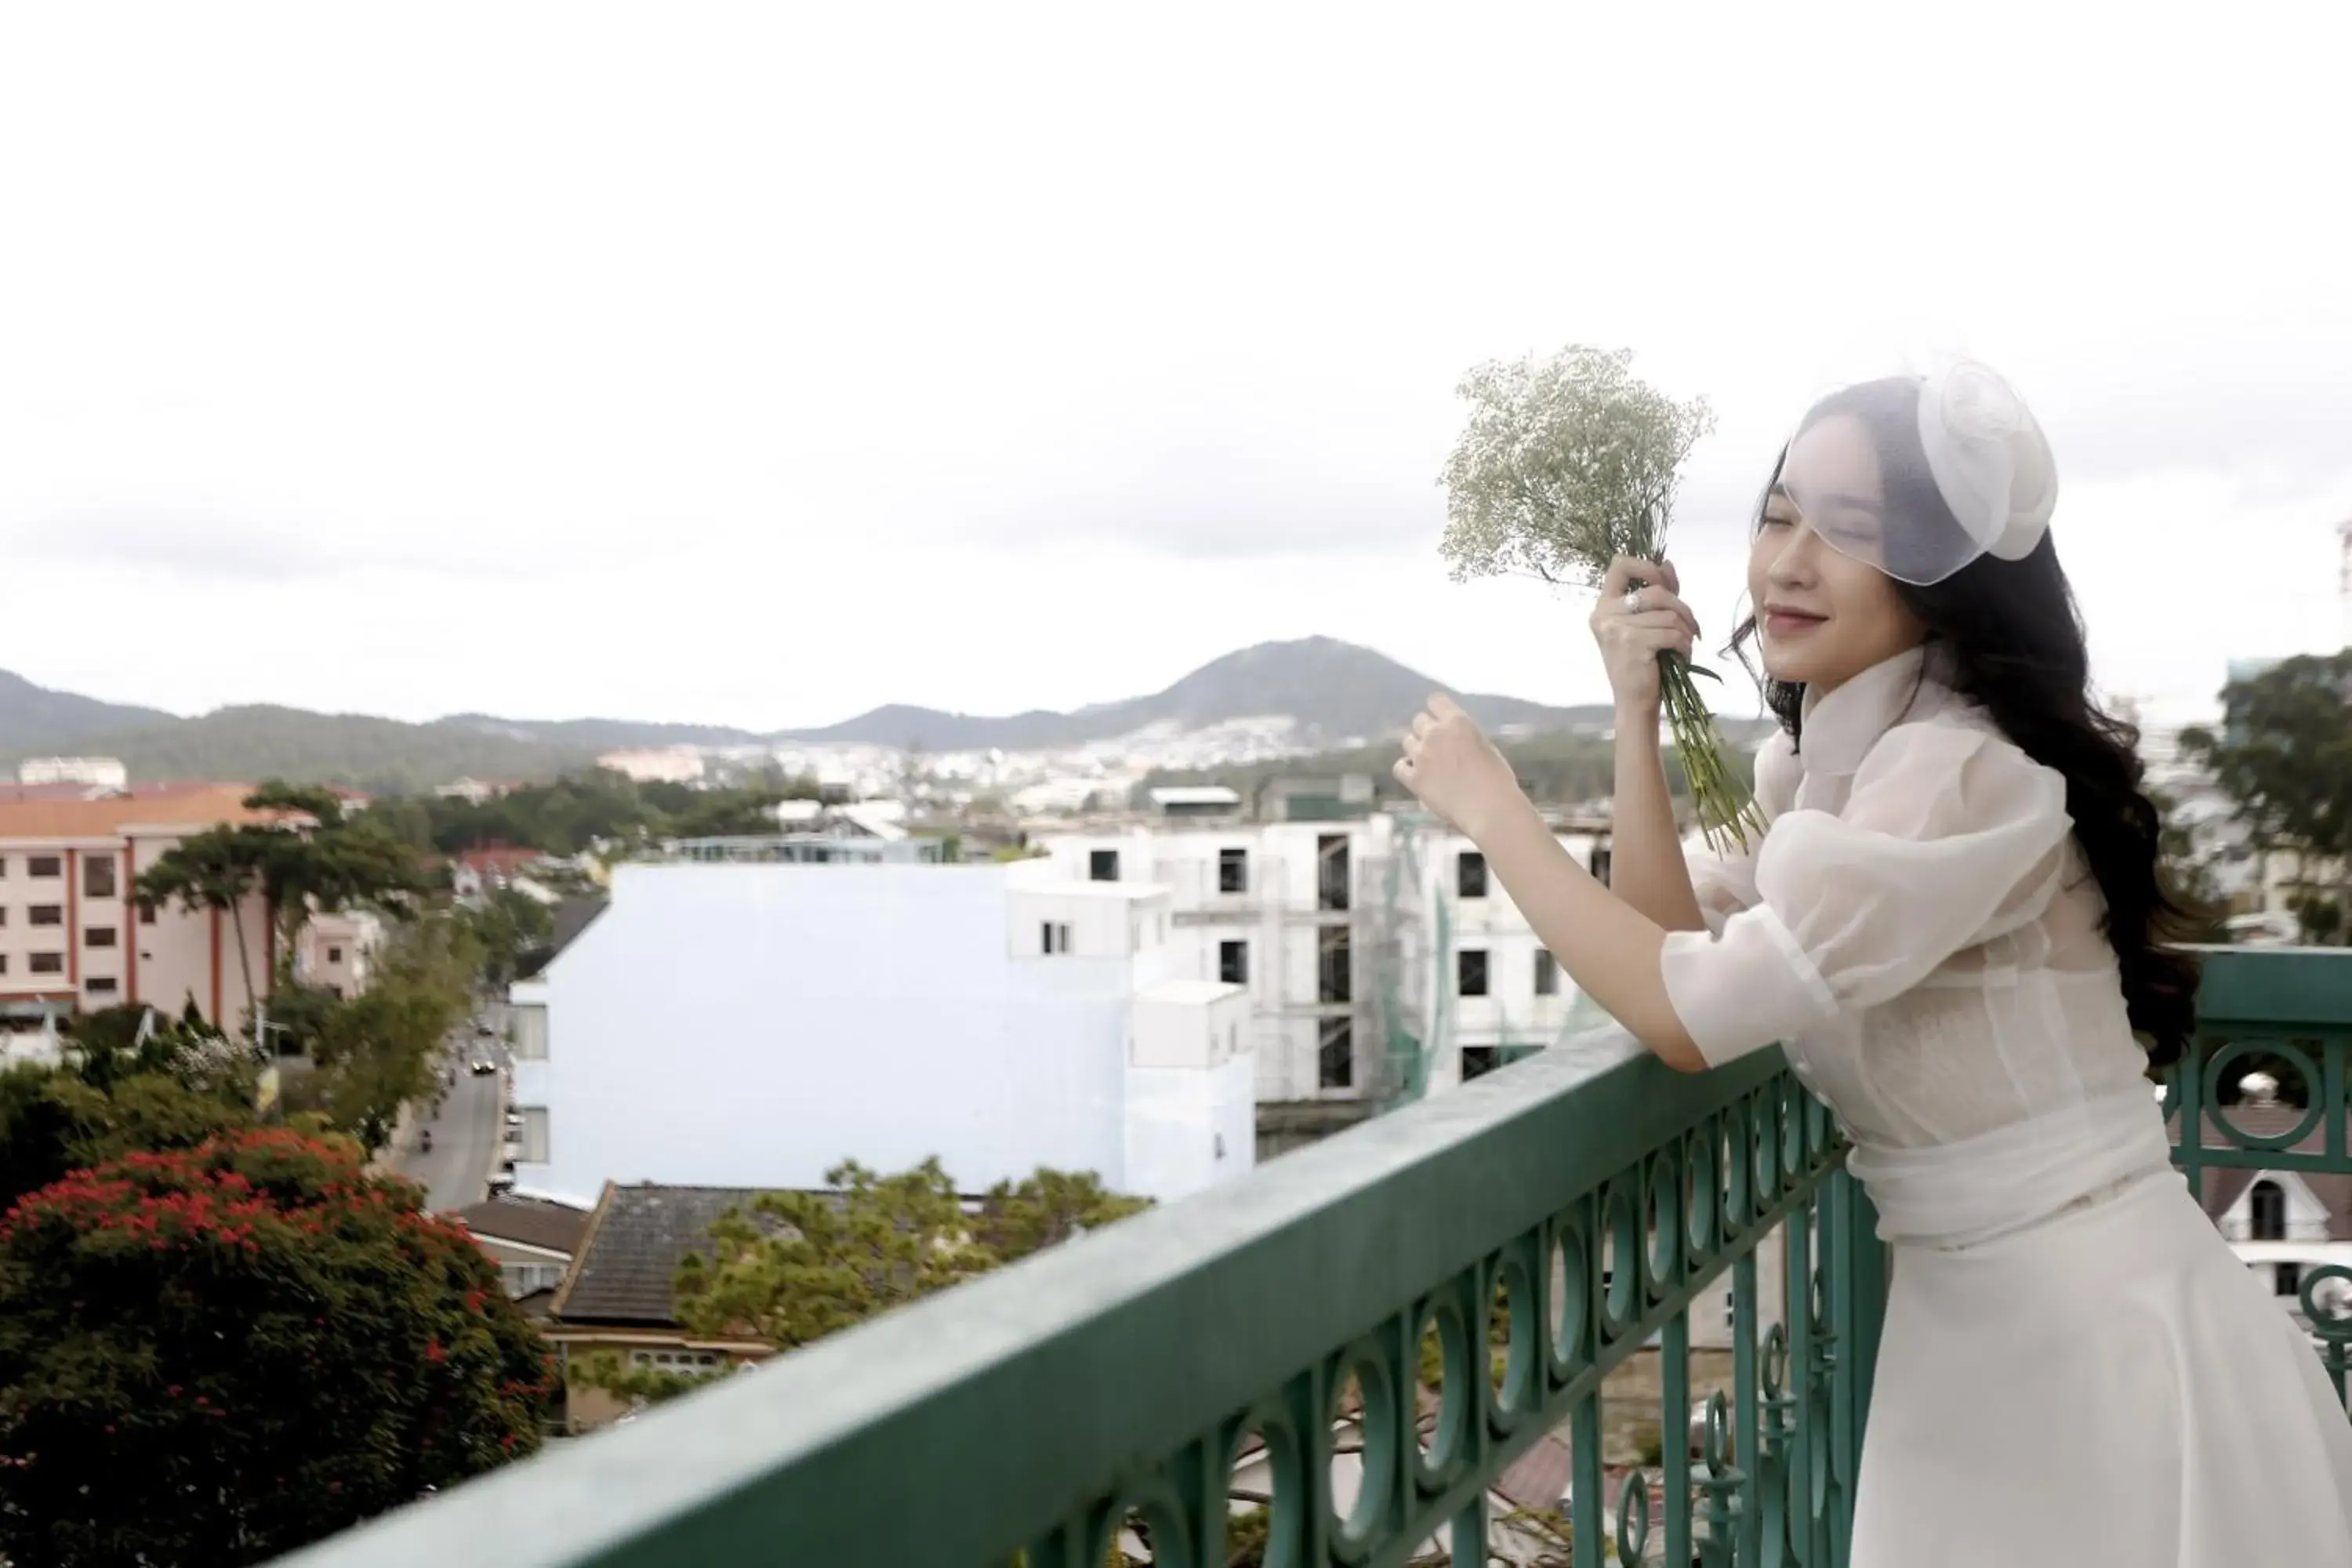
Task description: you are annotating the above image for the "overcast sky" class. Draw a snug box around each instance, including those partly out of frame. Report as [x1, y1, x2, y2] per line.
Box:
[3, 3, 2347, 734]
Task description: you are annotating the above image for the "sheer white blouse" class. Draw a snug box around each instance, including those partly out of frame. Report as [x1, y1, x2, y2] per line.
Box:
[1661, 646, 2154, 1149]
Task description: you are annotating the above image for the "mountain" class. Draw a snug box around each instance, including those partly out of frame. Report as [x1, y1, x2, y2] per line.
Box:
[0, 637, 1744, 791]
[437, 715, 771, 750]
[0, 670, 180, 751]
[0, 706, 602, 795]
[779, 637, 1617, 750]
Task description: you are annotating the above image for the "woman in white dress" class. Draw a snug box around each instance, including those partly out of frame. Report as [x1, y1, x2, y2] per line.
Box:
[1393, 359, 2352, 1564]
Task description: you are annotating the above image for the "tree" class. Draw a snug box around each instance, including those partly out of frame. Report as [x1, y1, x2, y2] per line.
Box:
[466, 887, 557, 987]
[0, 1018, 267, 1214]
[972, 1168, 1150, 1258]
[574, 1161, 1153, 1411]
[306, 913, 480, 1152]
[238, 783, 430, 991]
[2180, 651, 2352, 944]
[136, 824, 267, 1018]
[673, 1158, 996, 1352]
[137, 786, 430, 1025]
[0, 1131, 554, 1567]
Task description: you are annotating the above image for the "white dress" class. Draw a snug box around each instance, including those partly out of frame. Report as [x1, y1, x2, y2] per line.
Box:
[1660, 645, 2352, 1566]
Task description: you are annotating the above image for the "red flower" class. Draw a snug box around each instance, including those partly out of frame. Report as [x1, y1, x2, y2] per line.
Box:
[425, 1341, 447, 1364]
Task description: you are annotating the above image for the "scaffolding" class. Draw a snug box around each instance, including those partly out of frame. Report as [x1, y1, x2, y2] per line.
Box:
[1367, 811, 1443, 1112]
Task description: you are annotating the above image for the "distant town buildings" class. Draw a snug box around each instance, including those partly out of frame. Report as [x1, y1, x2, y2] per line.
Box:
[18, 757, 129, 791]
[435, 777, 525, 805]
[595, 747, 707, 786]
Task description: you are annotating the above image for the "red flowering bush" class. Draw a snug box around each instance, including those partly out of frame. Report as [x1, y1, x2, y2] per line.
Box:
[0, 1129, 556, 1567]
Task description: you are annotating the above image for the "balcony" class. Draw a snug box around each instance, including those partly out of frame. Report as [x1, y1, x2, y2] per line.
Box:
[281, 947, 2352, 1567]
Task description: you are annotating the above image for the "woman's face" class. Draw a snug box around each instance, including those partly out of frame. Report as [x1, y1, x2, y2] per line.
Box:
[1747, 413, 1927, 691]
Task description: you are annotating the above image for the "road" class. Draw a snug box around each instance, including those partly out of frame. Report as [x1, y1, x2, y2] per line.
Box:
[397, 1022, 508, 1212]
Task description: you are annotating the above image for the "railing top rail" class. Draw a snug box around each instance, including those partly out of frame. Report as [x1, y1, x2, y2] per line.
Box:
[278, 1028, 1784, 1568]
[2187, 944, 2352, 1029]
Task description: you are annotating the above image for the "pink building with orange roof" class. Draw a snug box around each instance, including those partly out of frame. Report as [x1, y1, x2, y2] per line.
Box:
[0, 786, 285, 1025]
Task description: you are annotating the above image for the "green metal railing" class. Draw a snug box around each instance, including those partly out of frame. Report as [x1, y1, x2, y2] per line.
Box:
[281, 946, 2351, 1567]
[2170, 946, 2352, 1404]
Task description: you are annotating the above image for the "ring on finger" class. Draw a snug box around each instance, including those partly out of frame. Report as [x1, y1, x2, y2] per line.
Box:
[1621, 588, 1645, 614]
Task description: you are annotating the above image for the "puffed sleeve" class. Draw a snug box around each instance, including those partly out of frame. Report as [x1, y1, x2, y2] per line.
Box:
[1661, 721, 2071, 1068]
[1684, 727, 1801, 935]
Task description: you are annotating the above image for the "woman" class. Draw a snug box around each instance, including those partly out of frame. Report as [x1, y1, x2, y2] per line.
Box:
[1395, 360, 2352, 1563]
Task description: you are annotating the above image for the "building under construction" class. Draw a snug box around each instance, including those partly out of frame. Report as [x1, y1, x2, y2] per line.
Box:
[1033, 777, 1611, 1157]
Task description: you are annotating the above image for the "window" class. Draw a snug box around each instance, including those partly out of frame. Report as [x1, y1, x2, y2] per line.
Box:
[1316, 833, 1350, 912]
[0, 956, 8, 975]
[519, 1107, 551, 1164]
[2250, 1180, 2288, 1242]
[26, 856, 60, 879]
[1042, 921, 1073, 955]
[30, 953, 63, 975]
[1218, 847, 1248, 895]
[1457, 949, 1490, 998]
[86, 977, 118, 997]
[84, 857, 116, 899]
[1089, 849, 1120, 883]
[2275, 1261, 2303, 1298]
[28, 906, 61, 927]
[1534, 950, 1559, 996]
[85, 927, 117, 949]
[327, 946, 344, 964]
[0, 908, 7, 927]
[1463, 1044, 1501, 1081]
[1457, 851, 1487, 899]
[1218, 939, 1249, 985]
[1317, 927, 1352, 1004]
[139, 905, 157, 925]
[512, 1002, 550, 1062]
[1318, 1018, 1354, 1090]
[502, 1261, 566, 1298]
[1588, 844, 1613, 887]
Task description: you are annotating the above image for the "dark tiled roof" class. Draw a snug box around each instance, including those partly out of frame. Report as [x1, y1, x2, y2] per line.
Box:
[2175, 1102, 2352, 1241]
[450, 1195, 593, 1255]
[516, 896, 608, 981]
[553, 1185, 762, 1327]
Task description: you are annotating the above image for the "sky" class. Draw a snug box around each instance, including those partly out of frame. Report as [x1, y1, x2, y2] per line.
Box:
[2, 3, 2348, 735]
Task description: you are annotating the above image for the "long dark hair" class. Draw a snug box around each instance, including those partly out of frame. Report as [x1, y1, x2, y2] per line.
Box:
[1732, 378, 2202, 1070]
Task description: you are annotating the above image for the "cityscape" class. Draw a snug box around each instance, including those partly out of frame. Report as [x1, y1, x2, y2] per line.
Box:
[5, 5, 2352, 1565]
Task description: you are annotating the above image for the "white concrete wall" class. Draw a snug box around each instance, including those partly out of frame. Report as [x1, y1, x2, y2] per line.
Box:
[517, 862, 1241, 1208]
[1126, 1053, 1255, 1200]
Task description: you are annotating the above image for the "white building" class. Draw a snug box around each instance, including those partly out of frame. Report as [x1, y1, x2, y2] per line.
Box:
[504, 859, 1251, 1207]
[1033, 811, 1607, 1109]
[595, 746, 709, 785]
[294, 909, 387, 999]
[18, 757, 129, 791]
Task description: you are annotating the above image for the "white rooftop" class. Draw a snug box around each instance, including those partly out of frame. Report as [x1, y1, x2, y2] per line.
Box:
[1149, 786, 1242, 808]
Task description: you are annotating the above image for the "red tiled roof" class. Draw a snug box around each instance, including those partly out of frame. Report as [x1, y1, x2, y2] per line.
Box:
[0, 782, 111, 803]
[0, 786, 289, 841]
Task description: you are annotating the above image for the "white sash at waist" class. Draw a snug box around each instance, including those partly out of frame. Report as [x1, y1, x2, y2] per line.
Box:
[1844, 1087, 2174, 1249]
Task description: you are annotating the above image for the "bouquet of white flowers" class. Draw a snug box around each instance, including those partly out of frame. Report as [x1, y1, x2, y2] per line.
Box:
[1439, 345, 1763, 852]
